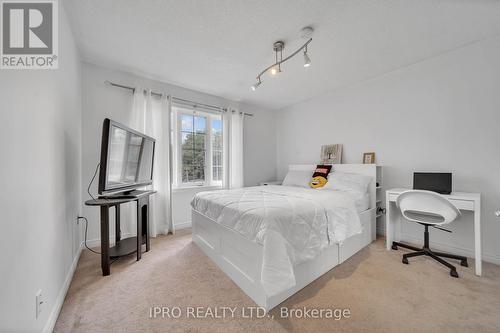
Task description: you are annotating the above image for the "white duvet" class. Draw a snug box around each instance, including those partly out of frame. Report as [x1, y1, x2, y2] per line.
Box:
[191, 185, 362, 297]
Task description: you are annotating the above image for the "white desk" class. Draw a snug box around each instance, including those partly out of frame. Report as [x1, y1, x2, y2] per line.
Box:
[385, 188, 482, 276]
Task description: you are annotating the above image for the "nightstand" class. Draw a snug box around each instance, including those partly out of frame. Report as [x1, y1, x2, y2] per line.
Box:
[259, 181, 282, 186]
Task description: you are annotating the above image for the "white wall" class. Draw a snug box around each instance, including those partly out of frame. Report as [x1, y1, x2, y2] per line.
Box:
[0, 5, 83, 333]
[82, 63, 276, 241]
[276, 37, 500, 264]
[243, 104, 278, 186]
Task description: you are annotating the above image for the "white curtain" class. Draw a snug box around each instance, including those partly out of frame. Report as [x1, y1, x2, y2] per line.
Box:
[223, 108, 244, 189]
[128, 88, 174, 237]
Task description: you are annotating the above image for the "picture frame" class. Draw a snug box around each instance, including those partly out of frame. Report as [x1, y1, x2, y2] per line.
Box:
[363, 152, 376, 164]
[320, 144, 343, 164]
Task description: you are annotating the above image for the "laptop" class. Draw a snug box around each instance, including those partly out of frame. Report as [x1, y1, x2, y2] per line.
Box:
[413, 172, 452, 195]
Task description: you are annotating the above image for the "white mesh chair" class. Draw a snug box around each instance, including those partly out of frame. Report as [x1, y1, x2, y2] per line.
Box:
[392, 190, 468, 278]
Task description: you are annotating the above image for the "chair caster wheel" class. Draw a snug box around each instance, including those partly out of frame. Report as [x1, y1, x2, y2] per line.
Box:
[450, 270, 459, 278]
[402, 257, 409, 265]
[460, 260, 468, 267]
[391, 244, 398, 250]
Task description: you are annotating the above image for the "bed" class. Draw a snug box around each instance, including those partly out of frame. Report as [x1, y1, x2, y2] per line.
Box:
[191, 164, 377, 311]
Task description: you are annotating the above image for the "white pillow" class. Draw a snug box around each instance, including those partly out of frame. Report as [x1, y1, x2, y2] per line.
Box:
[282, 170, 313, 188]
[323, 172, 372, 193]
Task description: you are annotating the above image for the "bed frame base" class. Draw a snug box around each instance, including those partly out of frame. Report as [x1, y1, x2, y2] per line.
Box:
[192, 208, 375, 311]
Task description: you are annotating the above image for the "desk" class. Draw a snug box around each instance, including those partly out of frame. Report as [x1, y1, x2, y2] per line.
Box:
[85, 190, 155, 276]
[385, 188, 482, 276]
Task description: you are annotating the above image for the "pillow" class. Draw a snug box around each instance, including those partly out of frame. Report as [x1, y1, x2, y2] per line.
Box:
[323, 172, 372, 193]
[309, 165, 332, 188]
[282, 170, 313, 188]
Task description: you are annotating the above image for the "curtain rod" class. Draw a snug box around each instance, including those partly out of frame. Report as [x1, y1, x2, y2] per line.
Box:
[104, 80, 254, 117]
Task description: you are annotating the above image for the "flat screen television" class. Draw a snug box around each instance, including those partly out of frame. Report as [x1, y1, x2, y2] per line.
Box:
[98, 118, 156, 196]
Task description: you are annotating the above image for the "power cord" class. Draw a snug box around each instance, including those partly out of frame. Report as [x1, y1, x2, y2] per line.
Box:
[78, 216, 101, 254]
[78, 216, 120, 265]
[82, 164, 120, 264]
[87, 163, 100, 200]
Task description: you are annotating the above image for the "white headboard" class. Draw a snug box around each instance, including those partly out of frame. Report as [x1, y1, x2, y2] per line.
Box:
[289, 164, 377, 209]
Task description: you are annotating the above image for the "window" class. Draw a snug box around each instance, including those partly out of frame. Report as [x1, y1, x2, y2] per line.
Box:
[173, 106, 223, 188]
[212, 118, 223, 182]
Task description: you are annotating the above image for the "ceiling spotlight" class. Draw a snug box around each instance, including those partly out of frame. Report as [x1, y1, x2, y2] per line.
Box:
[251, 80, 261, 91]
[303, 50, 311, 67]
[270, 42, 284, 76]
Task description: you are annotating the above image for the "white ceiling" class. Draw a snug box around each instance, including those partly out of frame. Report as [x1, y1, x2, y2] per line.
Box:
[65, 0, 500, 110]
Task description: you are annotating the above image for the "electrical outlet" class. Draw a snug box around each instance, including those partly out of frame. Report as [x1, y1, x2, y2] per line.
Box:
[36, 290, 43, 319]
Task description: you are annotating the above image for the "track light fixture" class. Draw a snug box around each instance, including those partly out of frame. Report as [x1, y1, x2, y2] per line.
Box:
[251, 26, 313, 91]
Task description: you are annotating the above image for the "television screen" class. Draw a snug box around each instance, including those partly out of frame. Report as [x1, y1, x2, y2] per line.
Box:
[98, 118, 155, 195]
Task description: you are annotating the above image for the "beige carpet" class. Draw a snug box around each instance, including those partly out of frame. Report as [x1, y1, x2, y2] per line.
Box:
[55, 229, 500, 333]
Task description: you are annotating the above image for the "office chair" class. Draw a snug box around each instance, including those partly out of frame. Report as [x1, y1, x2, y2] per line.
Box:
[391, 190, 468, 278]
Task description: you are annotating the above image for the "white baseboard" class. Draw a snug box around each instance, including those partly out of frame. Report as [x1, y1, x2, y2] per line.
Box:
[174, 221, 192, 230]
[43, 242, 83, 333]
[85, 232, 134, 248]
[401, 233, 500, 265]
[84, 226, 191, 247]
[84, 223, 191, 246]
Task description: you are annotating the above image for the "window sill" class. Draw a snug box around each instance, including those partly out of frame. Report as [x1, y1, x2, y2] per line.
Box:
[172, 185, 223, 193]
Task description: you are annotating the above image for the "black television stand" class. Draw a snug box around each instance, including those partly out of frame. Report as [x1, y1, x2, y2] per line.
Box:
[85, 190, 156, 276]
